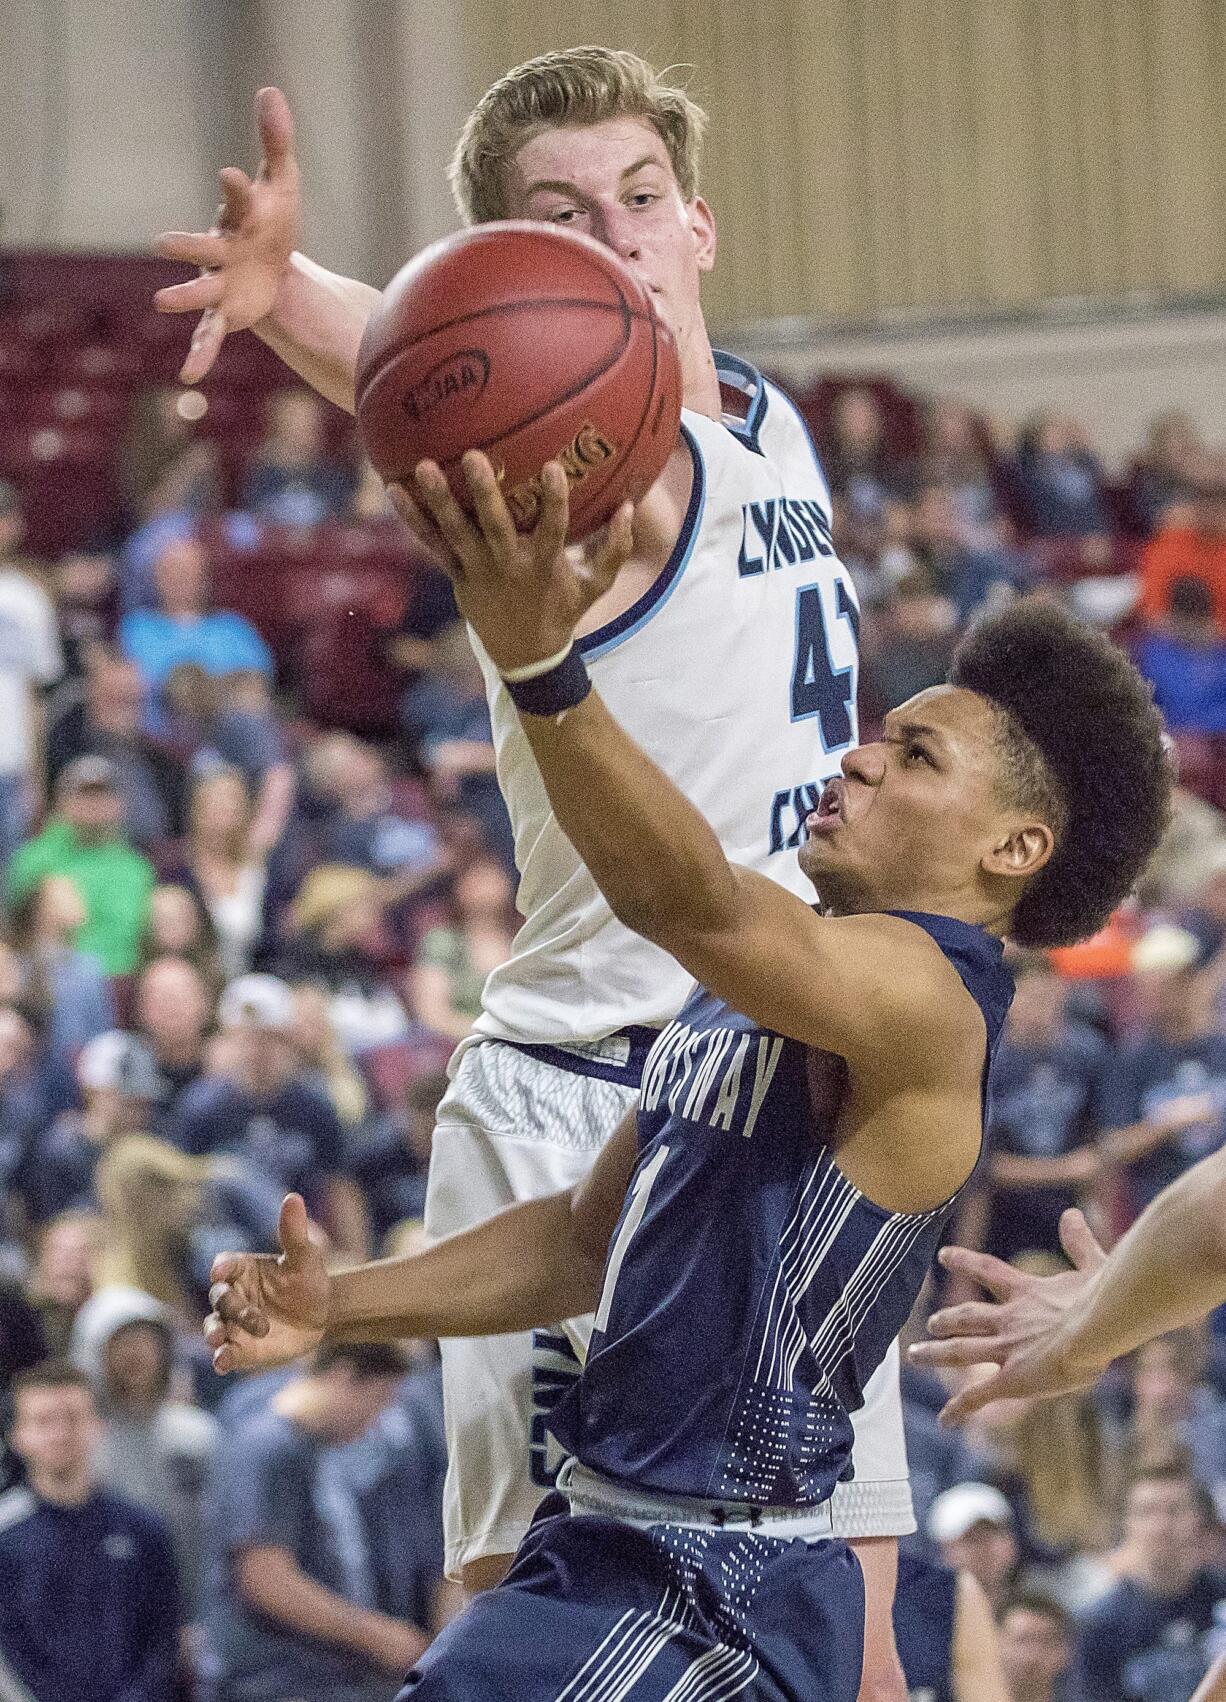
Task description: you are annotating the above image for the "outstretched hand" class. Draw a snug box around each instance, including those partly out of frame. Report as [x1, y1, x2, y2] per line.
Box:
[908, 1208, 1109, 1423]
[153, 87, 301, 383]
[204, 1194, 330, 1375]
[390, 452, 636, 674]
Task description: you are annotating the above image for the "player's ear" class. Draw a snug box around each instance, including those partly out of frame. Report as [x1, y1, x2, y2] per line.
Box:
[982, 821, 1054, 883]
[689, 197, 717, 273]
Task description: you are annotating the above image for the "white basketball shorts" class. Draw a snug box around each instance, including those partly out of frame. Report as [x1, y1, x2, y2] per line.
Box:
[424, 1037, 915, 1579]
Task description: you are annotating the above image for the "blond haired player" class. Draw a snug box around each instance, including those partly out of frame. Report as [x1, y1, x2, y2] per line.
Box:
[157, 49, 908, 1696]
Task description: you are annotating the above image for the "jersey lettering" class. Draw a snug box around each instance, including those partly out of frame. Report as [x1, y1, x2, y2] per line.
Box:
[737, 497, 835, 576]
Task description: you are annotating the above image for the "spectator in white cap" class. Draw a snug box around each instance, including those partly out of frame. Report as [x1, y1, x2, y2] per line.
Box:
[170, 974, 369, 1259]
[9, 1031, 162, 1228]
[927, 1482, 1020, 1610]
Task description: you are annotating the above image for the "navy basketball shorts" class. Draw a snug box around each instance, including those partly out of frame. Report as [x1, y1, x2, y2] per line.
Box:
[395, 1494, 866, 1701]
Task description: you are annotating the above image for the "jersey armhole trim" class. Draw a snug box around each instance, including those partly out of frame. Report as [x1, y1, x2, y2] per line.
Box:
[578, 424, 707, 663]
[773, 386, 834, 519]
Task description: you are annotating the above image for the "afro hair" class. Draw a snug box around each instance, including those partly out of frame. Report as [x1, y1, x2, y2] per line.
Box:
[950, 598, 1171, 948]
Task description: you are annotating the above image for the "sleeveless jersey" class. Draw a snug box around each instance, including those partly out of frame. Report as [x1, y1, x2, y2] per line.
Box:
[470, 353, 860, 1050]
[550, 912, 1013, 1506]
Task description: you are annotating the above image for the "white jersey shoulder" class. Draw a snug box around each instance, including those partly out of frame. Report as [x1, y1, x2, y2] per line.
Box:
[472, 354, 860, 1048]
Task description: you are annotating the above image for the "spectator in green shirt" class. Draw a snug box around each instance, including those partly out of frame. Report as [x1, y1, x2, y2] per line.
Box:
[9, 758, 156, 975]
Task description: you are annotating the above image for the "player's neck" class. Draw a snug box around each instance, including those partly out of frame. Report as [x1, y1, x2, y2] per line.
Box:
[678, 325, 722, 421]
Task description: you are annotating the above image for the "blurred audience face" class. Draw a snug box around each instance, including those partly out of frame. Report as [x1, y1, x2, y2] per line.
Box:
[137, 956, 211, 1058]
[455, 857, 513, 924]
[190, 768, 251, 853]
[1147, 411, 1201, 474]
[1004, 956, 1066, 1043]
[162, 662, 216, 723]
[1167, 574, 1219, 647]
[833, 387, 884, 455]
[61, 779, 124, 844]
[0, 487, 26, 560]
[221, 668, 272, 715]
[10, 1381, 102, 1495]
[153, 535, 208, 617]
[0, 1006, 34, 1081]
[315, 1363, 403, 1445]
[146, 885, 210, 961]
[103, 1320, 171, 1410]
[912, 484, 964, 551]
[1123, 1472, 1203, 1588]
[1034, 413, 1083, 458]
[228, 1021, 296, 1095]
[1194, 459, 1226, 538]
[939, 1518, 1019, 1606]
[81, 1081, 151, 1141]
[34, 1214, 99, 1309]
[306, 732, 383, 809]
[86, 656, 143, 735]
[1131, 1331, 1203, 1427]
[927, 399, 978, 461]
[266, 388, 327, 461]
[997, 1601, 1072, 1702]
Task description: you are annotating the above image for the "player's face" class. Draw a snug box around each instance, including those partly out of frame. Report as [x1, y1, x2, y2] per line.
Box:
[798, 685, 1053, 926]
[503, 118, 716, 367]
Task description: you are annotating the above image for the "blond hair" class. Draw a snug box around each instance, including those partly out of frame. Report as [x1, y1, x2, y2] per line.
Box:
[451, 47, 708, 226]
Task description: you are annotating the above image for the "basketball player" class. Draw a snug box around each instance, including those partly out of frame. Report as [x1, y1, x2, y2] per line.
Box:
[157, 51, 915, 1690]
[204, 579, 1170, 1699]
[911, 1131, 1226, 1422]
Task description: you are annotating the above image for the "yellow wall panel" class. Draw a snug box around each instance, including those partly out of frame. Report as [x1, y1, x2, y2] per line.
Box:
[457, 0, 1226, 330]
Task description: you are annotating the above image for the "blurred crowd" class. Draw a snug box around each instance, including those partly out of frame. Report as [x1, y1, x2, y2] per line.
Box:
[3, 314, 1226, 1700]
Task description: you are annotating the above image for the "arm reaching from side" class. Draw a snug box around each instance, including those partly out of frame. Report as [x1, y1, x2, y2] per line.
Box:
[911, 1141, 1226, 1421]
[154, 87, 378, 407]
[204, 1113, 640, 1373]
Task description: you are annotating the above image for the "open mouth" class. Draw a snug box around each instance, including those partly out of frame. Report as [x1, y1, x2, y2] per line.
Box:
[805, 778, 845, 834]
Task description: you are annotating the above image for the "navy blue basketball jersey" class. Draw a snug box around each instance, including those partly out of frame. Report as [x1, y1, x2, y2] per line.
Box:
[550, 911, 1012, 1507]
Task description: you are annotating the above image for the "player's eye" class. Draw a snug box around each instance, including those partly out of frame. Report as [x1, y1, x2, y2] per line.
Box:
[904, 743, 932, 767]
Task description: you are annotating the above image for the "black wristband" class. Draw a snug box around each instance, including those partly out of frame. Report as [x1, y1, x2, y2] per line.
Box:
[501, 647, 592, 716]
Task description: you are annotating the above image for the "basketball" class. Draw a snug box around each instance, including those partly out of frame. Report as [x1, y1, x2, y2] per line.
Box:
[354, 222, 682, 542]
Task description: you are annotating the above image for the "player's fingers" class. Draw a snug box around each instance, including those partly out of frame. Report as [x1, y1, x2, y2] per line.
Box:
[212, 1341, 239, 1375]
[463, 451, 519, 559]
[386, 483, 458, 575]
[208, 1281, 271, 1337]
[922, 1301, 1003, 1341]
[154, 230, 229, 268]
[209, 1251, 244, 1285]
[414, 462, 486, 574]
[937, 1244, 1024, 1300]
[180, 309, 228, 385]
[1058, 1207, 1107, 1272]
[589, 501, 635, 585]
[202, 1314, 229, 1352]
[534, 462, 570, 564]
[153, 273, 225, 316]
[257, 86, 299, 182]
[278, 1193, 313, 1264]
[218, 167, 254, 229]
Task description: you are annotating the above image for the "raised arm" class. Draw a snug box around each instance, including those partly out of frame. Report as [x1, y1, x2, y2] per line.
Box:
[153, 87, 379, 409]
[912, 1143, 1226, 1421]
[204, 1112, 639, 1373]
[398, 455, 982, 1084]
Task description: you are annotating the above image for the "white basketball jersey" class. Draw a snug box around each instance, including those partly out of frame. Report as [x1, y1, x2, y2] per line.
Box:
[471, 354, 860, 1049]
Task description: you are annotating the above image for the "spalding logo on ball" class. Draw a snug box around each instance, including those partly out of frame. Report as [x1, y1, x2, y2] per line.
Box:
[355, 223, 683, 543]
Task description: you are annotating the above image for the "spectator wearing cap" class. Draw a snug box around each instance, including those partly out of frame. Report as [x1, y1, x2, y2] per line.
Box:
[0, 481, 65, 872]
[171, 974, 369, 1259]
[202, 1342, 428, 1702]
[1076, 1461, 1226, 1702]
[927, 1482, 1020, 1611]
[997, 1591, 1074, 1702]
[1140, 457, 1226, 634]
[0, 1359, 180, 1702]
[71, 1286, 217, 1617]
[118, 535, 273, 708]
[1136, 575, 1226, 736]
[7, 756, 155, 975]
[8, 1030, 160, 1228]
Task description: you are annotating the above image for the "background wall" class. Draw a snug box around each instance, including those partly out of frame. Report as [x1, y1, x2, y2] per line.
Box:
[4, 0, 1226, 443]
